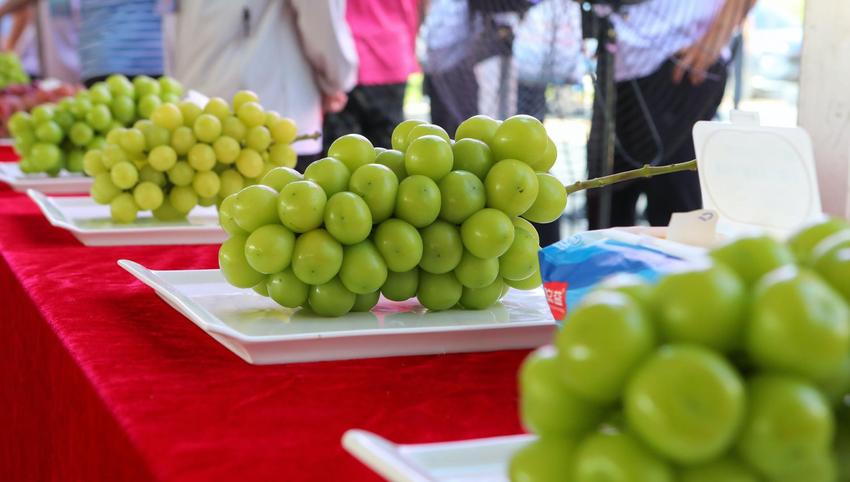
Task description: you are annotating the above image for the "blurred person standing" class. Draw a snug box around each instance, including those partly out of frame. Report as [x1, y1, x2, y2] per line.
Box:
[164, 0, 358, 171]
[322, 0, 420, 151]
[78, 0, 163, 86]
[0, 0, 81, 82]
[586, 0, 757, 229]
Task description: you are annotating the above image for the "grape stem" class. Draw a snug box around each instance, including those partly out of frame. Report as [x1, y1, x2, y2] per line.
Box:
[563, 160, 698, 195]
[292, 132, 321, 143]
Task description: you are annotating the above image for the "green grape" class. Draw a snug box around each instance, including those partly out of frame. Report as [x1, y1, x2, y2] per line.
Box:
[101, 143, 127, 169]
[169, 185, 198, 213]
[461, 208, 515, 258]
[148, 145, 177, 171]
[119, 128, 146, 155]
[134, 75, 160, 96]
[460, 278, 505, 309]
[303, 157, 350, 196]
[91, 172, 122, 204]
[261, 166, 302, 191]
[193, 113, 222, 143]
[167, 161, 195, 187]
[381, 269, 419, 301]
[31, 105, 55, 124]
[87, 136, 106, 151]
[110, 193, 139, 223]
[348, 163, 398, 223]
[417, 271, 462, 311]
[230, 184, 279, 232]
[70, 98, 91, 119]
[529, 136, 557, 172]
[218, 194, 248, 236]
[8, 111, 31, 134]
[404, 135, 453, 181]
[264, 110, 281, 127]
[151, 199, 187, 221]
[374, 149, 406, 180]
[438, 170, 486, 224]
[237, 101, 265, 128]
[232, 90, 259, 110]
[222, 115, 248, 142]
[267, 269, 309, 308]
[523, 173, 567, 223]
[69, 122, 94, 146]
[490, 114, 548, 166]
[419, 221, 463, 274]
[573, 429, 674, 482]
[454, 250, 500, 289]
[292, 229, 344, 285]
[170, 126, 197, 155]
[219, 169, 245, 198]
[107, 74, 135, 98]
[485, 159, 540, 216]
[105, 127, 125, 145]
[324, 191, 372, 245]
[111, 95, 136, 123]
[192, 170, 221, 198]
[394, 175, 441, 228]
[29, 143, 62, 170]
[53, 110, 74, 132]
[455, 114, 500, 144]
[110, 162, 139, 189]
[159, 76, 183, 96]
[452, 138, 494, 180]
[236, 148, 263, 178]
[178, 101, 202, 127]
[66, 150, 85, 172]
[506, 269, 542, 290]
[89, 83, 112, 104]
[142, 124, 171, 150]
[406, 123, 450, 145]
[35, 121, 64, 144]
[352, 291, 380, 312]
[340, 240, 388, 294]
[219, 235, 266, 288]
[308, 277, 356, 317]
[244, 224, 296, 274]
[269, 117, 297, 144]
[137, 94, 162, 119]
[499, 226, 540, 281]
[188, 143, 217, 171]
[268, 143, 296, 167]
[328, 133, 376, 172]
[390, 119, 424, 151]
[82, 150, 106, 176]
[513, 216, 540, 245]
[133, 181, 164, 210]
[245, 125, 272, 151]
[204, 97, 231, 120]
[509, 438, 578, 482]
[374, 218, 423, 272]
[151, 103, 184, 131]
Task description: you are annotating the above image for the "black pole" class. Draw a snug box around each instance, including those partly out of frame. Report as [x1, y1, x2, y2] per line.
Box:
[593, 12, 617, 229]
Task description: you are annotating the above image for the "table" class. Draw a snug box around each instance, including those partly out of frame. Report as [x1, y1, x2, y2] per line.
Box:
[0, 186, 529, 481]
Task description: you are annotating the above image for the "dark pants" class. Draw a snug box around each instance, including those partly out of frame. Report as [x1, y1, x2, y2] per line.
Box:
[424, 66, 479, 137]
[322, 83, 407, 152]
[295, 154, 321, 174]
[586, 59, 728, 228]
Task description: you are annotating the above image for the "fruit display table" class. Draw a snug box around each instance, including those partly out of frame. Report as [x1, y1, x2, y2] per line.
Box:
[0, 189, 529, 481]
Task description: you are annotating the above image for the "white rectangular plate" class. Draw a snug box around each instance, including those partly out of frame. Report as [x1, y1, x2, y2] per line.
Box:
[29, 190, 225, 246]
[342, 429, 534, 482]
[118, 260, 557, 365]
[0, 162, 93, 194]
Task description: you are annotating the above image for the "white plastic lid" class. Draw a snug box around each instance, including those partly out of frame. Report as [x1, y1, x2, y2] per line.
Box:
[692, 111, 823, 238]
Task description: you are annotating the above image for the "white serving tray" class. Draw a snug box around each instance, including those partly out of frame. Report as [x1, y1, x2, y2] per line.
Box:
[342, 429, 534, 482]
[28, 190, 225, 246]
[0, 162, 93, 194]
[118, 260, 557, 365]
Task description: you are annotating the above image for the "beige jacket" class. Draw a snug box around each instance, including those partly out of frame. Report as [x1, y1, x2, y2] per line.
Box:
[163, 0, 359, 155]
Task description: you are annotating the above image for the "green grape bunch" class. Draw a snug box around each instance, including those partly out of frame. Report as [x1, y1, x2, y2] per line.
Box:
[8, 74, 183, 176]
[510, 218, 850, 482]
[85, 89, 300, 223]
[0, 52, 30, 90]
[218, 114, 568, 316]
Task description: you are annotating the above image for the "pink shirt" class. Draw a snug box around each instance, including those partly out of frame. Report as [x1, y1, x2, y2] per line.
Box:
[346, 0, 419, 85]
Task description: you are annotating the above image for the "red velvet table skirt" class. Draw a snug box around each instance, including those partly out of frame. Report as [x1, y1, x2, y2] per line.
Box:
[0, 189, 529, 481]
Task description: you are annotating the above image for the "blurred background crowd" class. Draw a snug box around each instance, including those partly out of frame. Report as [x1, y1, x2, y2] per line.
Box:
[0, 0, 804, 244]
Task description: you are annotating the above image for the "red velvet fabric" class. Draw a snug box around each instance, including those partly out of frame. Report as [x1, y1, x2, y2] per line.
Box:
[0, 190, 529, 481]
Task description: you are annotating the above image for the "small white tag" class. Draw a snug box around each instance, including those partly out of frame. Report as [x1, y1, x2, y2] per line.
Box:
[667, 209, 719, 247]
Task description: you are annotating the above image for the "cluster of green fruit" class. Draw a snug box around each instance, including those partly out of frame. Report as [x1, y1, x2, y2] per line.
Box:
[84, 91, 299, 223]
[217, 114, 566, 316]
[0, 52, 29, 90]
[510, 218, 850, 482]
[8, 74, 182, 175]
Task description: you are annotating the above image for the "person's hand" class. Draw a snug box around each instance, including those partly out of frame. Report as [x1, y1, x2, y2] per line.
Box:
[322, 91, 348, 114]
[672, 0, 754, 85]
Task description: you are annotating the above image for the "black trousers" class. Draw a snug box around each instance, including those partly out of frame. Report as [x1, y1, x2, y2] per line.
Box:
[586, 59, 728, 228]
[322, 83, 407, 152]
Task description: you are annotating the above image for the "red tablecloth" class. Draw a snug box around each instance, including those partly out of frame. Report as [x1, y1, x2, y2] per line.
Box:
[0, 189, 529, 481]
